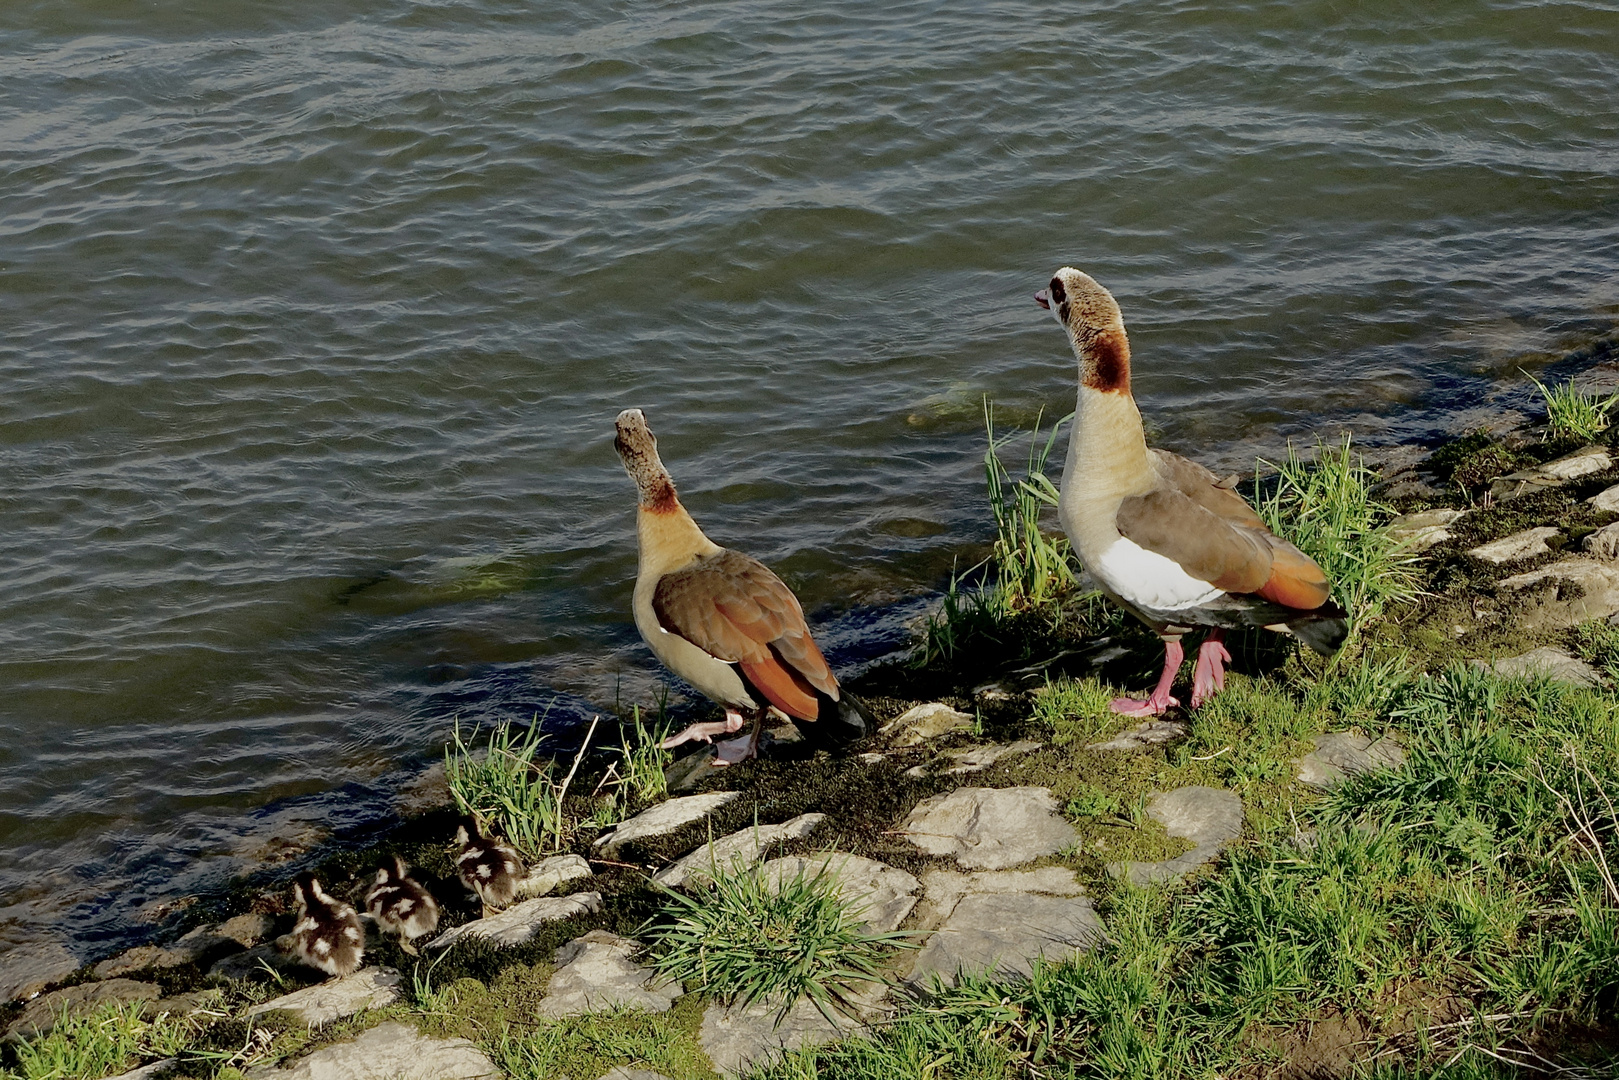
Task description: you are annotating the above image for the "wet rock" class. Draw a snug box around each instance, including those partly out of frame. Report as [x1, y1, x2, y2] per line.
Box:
[908, 867, 1102, 986]
[1467, 526, 1562, 564]
[594, 792, 742, 857]
[94, 924, 244, 978]
[521, 854, 593, 897]
[217, 913, 276, 948]
[1488, 647, 1605, 688]
[245, 967, 402, 1025]
[903, 740, 1043, 779]
[244, 1021, 498, 1079]
[1387, 508, 1467, 552]
[901, 787, 1076, 870]
[759, 853, 921, 932]
[209, 944, 302, 982]
[878, 702, 973, 746]
[1296, 733, 1407, 790]
[5, 978, 160, 1040]
[1588, 483, 1619, 513]
[973, 681, 1018, 704]
[1489, 445, 1613, 500]
[427, 892, 603, 951]
[535, 930, 682, 1018]
[653, 813, 827, 888]
[1113, 786, 1242, 885]
[1088, 719, 1188, 752]
[1496, 557, 1619, 629]
[699, 984, 884, 1077]
[394, 762, 452, 816]
[0, 939, 80, 1002]
[1583, 521, 1619, 558]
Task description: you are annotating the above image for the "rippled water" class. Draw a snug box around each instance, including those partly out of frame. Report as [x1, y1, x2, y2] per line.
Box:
[3, 0, 1617, 962]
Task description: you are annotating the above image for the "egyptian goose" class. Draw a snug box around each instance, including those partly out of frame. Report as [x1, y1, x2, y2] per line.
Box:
[1036, 267, 1347, 716]
[287, 872, 364, 977]
[364, 855, 440, 955]
[452, 817, 524, 917]
[613, 408, 868, 765]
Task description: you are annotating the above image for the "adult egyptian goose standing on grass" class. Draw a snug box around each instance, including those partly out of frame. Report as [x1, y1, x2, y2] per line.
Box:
[614, 408, 868, 765]
[1036, 267, 1347, 716]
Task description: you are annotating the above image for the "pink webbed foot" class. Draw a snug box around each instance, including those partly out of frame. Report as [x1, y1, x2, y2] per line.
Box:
[660, 709, 746, 750]
[709, 734, 758, 767]
[1190, 631, 1231, 709]
[1109, 639, 1185, 717]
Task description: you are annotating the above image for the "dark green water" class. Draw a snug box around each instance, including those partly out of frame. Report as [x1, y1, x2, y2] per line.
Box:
[2, 0, 1617, 962]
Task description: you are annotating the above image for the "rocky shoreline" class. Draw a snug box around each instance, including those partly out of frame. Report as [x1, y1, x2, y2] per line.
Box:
[7, 357, 1619, 1079]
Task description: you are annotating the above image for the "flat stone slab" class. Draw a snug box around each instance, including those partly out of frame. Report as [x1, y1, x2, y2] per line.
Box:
[901, 787, 1076, 870]
[1, 939, 80, 1002]
[759, 853, 920, 933]
[106, 1060, 177, 1080]
[909, 867, 1102, 986]
[1088, 719, 1188, 752]
[1296, 733, 1406, 790]
[878, 702, 973, 746]
[245, 1021, 498, 1079]
[1589, 483, 1619, 513]
[535, 930, 682, 1018]
[522, 854, 593, 897]
[1584, 521, 1619, 559]
[245, 967, 402, 1025]
[1490, 446, 1613, 500]
[1497, 557, 1619, 629]
[5, 978, 160, 1040]
[699, 985, 882, 1077]
[653, 813, 827, 888]
[1113, 786, 1242, 885]
[94, 920, 252, 978]
[594, 792, 742, 857]
[1387, 508, 1467, 552]
[904, 740, 1042, 778]
[599, 1070, 673, 1080]
[1488, 647, 1605, 688]
[1467, 526, 1562, 565]
[427, 892, 602, 951]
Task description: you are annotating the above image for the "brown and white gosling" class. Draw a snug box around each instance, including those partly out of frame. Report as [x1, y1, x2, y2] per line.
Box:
[453, 817, 524, 918]
[363, 855, 440, 956]
[287, 872, 364, 977]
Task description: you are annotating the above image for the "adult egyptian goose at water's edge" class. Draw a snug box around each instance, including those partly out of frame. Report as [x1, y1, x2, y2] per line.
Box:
[1036, 267, 1347, 716]
[614, 408, 868, 765]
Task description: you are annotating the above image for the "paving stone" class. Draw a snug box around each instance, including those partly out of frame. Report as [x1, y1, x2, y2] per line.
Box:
[908, 867, 1102, 986]
[1297, 732, 1407, 790]
[244, 1021, 498, 1079]
[594, 793, 742, 857]
[759, 853, 921, 932]
[1583, 521, 1619, 558]
[521, 854, 593, 897]
[1467, 526, 1562, 564]
[901, 787, 1076, 870]
[1496, 557, 1619, 629]
[1113, 786, 1243, 885]
[904, 740, 1042, 778]
[0, 939, 79, 1002]
[1490, 446, 1613, 500]
[245, 967, 402, 1025]
[878, 702, 973, 747]
[1488, 647, 1605, 688]
[1088, 719, 1188, 752]
[1387, 507, 1467, 552]
[699, 985, 884, 1077]
[653, 814, 827, 888]
[106, 1060, 177, 1080]
[1588, 483, 1619, 513]
[427, 892, 602, 951]
[535, 930, 682, 1018]
[5, 978, 160, 1040]
[598, 1070, 672, 1080]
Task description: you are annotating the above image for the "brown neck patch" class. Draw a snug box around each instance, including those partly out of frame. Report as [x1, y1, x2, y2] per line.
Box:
[1081, 328, 1131, 394]
[643, 476, 680, 514]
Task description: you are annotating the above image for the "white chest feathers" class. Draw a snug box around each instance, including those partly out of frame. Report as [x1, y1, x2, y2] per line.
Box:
[1090, 536, 1225, 613]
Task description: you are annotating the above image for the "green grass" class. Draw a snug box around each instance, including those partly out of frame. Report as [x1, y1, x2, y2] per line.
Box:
[444, 718, 568, 859]
[983, 400, 1076, 613]
[1526, 368, 1619, 443]
[0, 1000, 203, 1080]
[645, 856, 914, 1023]
[1257, 436, 1419, 641]
[491, 1003, 716, 1080]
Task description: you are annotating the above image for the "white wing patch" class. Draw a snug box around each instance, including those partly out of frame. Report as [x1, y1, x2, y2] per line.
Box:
[1092, 537, 1225, 612]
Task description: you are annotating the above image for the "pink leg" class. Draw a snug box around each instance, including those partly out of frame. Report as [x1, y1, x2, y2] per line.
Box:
[710, 712, 764, 768]
[660, 709, 745, 750]
[1110, 640, 1184, 716]
[1190, 630, 1231, 708]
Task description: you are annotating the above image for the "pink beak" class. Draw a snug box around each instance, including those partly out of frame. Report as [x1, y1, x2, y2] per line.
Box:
[1034, 288, 1050, 310]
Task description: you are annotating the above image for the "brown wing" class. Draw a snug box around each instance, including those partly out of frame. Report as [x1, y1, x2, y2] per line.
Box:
[651, 548, 838, 720]
[1116, 451, 1332, 611]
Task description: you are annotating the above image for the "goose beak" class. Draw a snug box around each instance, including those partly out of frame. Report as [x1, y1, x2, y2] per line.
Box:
[1034, 288, 1050, 310]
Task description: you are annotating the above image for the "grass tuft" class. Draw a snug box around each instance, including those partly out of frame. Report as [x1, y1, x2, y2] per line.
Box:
[1, 1000, 201, 1080]
[444, 718, 567, 859]
[1525, 368, 1619, 443]
[983, 400, 1076, 612]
